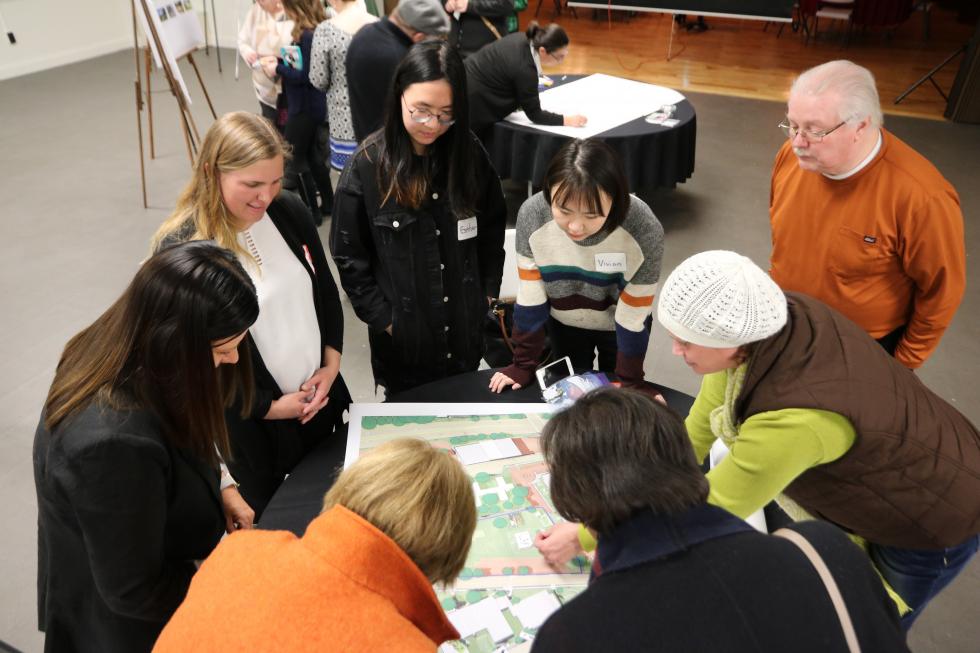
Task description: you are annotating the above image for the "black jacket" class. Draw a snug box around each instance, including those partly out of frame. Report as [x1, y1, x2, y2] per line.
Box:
[330, 134, 507, 393]
[465, 31, 563, 132]
[34, 403, 225, 653]
[345, 18, 412, 142]
[533, 506, 909, 653]
[225, 192, 351, 492]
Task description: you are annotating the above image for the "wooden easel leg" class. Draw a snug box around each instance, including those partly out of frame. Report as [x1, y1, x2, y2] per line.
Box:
[187, 53, 217, 119]
[667, 13, 677, 61]
[210, 0, 222, 73]
[145, 47, 156, 159]
[135, 80, 148, 208]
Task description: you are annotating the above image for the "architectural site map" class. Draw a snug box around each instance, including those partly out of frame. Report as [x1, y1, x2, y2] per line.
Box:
[346, 404, 590, 653]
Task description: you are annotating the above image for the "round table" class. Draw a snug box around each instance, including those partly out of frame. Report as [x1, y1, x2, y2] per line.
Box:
[486, 74, 697, 191]
[259, 369, 695, 535]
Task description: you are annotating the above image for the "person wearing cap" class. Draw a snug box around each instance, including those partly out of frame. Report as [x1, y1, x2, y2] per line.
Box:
[770, 60, 965, 369]
[655, 250, 980, 630]
[345, 0, 450, 142]
[535, 250, 980, 631]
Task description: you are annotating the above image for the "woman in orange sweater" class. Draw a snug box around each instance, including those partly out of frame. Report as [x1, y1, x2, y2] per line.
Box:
[154, 438, 476, 652]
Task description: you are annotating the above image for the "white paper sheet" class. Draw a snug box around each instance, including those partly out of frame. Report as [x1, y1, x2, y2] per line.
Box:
[447, 598, 513, 643]
[709, 439, 768, 533]
[455, 439, 523, 465]
[510, 591, 562, 630]
[504, 73, 686, 138]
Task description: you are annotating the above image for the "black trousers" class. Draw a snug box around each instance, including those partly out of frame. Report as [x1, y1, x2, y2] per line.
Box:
[548, 318, 617, 375]
[259, 101, 278, 127]
[875, 324, 905, 357]
[283, 112, 333, 219]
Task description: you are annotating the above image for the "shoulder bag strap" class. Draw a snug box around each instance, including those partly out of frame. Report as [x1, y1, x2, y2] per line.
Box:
[774, 528, 861, 653]
[481, 15, 503, 40]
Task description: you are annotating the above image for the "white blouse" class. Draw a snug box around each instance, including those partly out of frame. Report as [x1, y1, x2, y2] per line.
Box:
[237, 216, 322, 394]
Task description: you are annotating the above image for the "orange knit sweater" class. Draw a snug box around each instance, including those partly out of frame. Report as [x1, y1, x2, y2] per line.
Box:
[153, 506, 459, 652]
[769, 129, 965, 368]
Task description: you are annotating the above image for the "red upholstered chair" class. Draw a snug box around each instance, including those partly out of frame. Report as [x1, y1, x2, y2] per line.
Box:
[852, 0, 915, 34]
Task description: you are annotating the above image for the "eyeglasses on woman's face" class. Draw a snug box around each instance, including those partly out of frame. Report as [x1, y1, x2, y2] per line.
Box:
[402, 97, 455, 126]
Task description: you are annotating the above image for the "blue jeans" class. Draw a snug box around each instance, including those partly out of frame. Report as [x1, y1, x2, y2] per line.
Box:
[870, 535, 979, 630]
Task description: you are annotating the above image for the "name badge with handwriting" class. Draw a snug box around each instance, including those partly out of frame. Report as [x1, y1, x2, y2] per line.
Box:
[458, 216, 478, 241]
[595, 252, 627, 272]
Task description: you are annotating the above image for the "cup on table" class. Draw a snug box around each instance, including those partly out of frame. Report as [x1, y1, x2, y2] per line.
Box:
[645, 104, 676, 124]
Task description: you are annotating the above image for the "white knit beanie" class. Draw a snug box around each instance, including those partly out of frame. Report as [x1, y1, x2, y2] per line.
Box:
[657, 250, 787, 348]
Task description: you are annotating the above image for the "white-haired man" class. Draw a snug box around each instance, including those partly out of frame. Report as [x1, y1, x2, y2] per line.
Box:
[769, 60, 965, 369]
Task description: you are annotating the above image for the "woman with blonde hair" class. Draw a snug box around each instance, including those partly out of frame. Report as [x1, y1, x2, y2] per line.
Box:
[35, 242, 259, 652]
[261, 0, 333, 221]
[155, 438, 475, 651]
[309, 0, 377, 171]
[237, 0, 293, 124]
[152, 111, 350, 520]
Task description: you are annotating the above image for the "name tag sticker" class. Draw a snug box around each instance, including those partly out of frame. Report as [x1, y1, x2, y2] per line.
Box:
[458, 216, 478, 241]
[595, 252, 627, 272]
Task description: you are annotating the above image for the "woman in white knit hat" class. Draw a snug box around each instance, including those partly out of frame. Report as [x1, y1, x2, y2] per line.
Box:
[538, 250, 980, 633]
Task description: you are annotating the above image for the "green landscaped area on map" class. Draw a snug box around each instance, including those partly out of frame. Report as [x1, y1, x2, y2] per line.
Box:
[470, 507, 552, 558]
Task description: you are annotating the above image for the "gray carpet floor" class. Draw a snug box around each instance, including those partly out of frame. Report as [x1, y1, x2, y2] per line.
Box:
[0, 48, 977, 652]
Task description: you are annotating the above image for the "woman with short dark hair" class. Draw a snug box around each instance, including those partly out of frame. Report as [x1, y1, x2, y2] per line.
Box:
[489, 139, 664, 394]
[533, 388, 910, 653]
[464, 21, 586, 137]
[34, 242, 259, 652]
[330, 40, 507, 396]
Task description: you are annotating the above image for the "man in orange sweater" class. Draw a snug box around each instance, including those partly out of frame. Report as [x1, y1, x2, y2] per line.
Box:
[770, 60, 965, 369]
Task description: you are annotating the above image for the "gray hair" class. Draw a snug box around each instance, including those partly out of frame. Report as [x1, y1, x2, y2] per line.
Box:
[790, 60, 883, 129]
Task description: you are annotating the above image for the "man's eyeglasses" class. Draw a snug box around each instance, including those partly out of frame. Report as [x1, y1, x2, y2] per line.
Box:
[403, 98, 455, 126]
[778, 120, 847, 143]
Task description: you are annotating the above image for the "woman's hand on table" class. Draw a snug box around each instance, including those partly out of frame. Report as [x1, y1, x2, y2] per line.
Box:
[564, 114, 588, 128]
[489, 371, 521, 393]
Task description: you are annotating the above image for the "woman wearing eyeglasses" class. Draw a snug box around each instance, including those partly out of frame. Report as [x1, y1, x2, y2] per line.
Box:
[464, 21, 587, 139]
[330, 40, 507, 396]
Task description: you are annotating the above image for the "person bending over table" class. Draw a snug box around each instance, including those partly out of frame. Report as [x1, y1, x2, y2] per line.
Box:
[465, 20, 587, 140]
[330, 40, 507, 396]
[536, 250, 980, 632]
[154, 438, 475, 652]
[152, 112, 351, 521]
[489, 139, 664, 394]
[531, 388, 909, 652]
[34, 242, 259, 652]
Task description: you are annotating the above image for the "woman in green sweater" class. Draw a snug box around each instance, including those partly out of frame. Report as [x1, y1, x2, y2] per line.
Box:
[538, 250, 980, 632]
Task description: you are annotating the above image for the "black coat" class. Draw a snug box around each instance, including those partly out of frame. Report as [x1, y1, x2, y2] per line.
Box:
[533, 507, 909, 653]
[450, 0, 512, 58]
[330, 135, 506, 394]
[34, 403, 225, 653]
[225, 192, 351, 513]
[465, 32, 563, 132]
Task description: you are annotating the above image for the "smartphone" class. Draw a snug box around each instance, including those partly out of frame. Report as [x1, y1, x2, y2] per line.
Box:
[536, 356, 575, 391]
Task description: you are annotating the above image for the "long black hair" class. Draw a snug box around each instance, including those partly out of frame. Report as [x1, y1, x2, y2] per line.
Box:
[377, 40, 478, 218]
[45, 241, 259, 464]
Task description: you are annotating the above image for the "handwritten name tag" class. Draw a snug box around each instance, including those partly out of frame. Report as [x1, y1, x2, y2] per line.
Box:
[458, 216, 478, 241]
[595, 253, 627, 272]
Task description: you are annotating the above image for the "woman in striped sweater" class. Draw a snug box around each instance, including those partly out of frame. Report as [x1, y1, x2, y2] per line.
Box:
[489, 139, 664, 394]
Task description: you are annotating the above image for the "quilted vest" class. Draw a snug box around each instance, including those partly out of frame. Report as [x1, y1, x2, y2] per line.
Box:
[735, 292, 980, 549]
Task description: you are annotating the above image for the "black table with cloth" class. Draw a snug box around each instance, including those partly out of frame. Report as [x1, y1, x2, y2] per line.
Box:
[259, 370, 696, 535]
[486, 74, 697, 191]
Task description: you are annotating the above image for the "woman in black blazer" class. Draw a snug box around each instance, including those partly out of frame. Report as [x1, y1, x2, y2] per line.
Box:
[464, 21, 587, 137]
[34, 242, 260, 652]
[152, 111, 351, 518]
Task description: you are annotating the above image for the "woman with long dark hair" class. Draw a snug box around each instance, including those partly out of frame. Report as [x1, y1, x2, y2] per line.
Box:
[330, 39, 507, 396]
[34, 242, 259, 652]
[464, 21, 587, 138]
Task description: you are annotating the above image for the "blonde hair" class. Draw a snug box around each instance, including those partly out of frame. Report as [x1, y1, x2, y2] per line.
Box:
[791, 60, 883, 129]
[322, 439, 476, 585]
[151, 111, 289, 262]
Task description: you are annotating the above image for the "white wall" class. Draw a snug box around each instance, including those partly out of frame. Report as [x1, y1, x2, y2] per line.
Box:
[0, 0, 250, 81]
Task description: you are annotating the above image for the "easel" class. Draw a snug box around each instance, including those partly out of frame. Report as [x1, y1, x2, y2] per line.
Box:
[894, 44, 967, 105]
[131, 0, 216, 207]
[143, 45, 218, 159]
[202, 0, 223, 73]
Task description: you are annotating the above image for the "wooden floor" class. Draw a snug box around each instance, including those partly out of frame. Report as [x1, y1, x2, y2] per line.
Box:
[528, 5, 975, 120]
